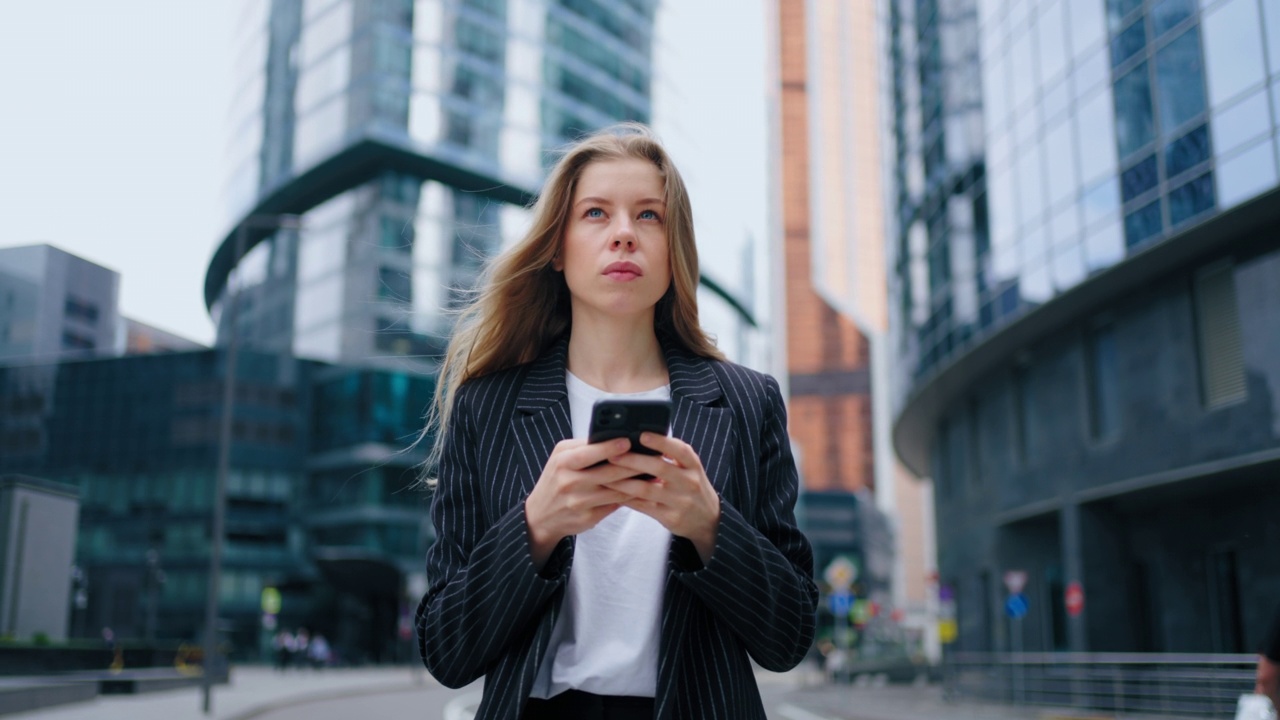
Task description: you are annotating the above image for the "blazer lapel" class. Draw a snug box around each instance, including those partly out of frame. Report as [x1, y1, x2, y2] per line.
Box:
[507, 337, 573, 510]
[663, 344, 733, 497]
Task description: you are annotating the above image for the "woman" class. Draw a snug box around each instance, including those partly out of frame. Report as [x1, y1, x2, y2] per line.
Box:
[415, 124, 816, 720]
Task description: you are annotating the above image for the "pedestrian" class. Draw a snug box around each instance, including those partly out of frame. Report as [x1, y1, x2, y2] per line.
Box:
[414, 123, 817, 720]
[273, 629, 294, 671]
[1256, 601, 1280, 711]
[308, 633, 331, 669]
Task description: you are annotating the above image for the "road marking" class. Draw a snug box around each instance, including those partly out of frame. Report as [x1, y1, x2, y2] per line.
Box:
[442, 690, 483, 720]
[775, 702, 838, 720]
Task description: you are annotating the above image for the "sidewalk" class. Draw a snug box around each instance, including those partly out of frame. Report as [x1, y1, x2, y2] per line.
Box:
[5, 666, 427, 720]
[771, 675, 1191, 720]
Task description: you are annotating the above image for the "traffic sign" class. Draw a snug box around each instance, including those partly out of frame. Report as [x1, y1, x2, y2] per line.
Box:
[1004, 593, 1029, 619]
[261, 587, 281, 615]
[824, 556, 857, 591]
[939, 618, 957, 644]
[1003, 570, 1028, 595]
[829, 590, 853, 616]
[1065, 582, 1085, 617]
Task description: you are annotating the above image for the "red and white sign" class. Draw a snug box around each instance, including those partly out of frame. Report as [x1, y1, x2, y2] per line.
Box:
[1065, 581, 1085, 617]
[1003, 570, 1028, 595]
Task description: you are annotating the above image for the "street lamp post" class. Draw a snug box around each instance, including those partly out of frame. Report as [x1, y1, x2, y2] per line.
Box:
[145, 548, 165, 644]
[202, 214, 300, 715]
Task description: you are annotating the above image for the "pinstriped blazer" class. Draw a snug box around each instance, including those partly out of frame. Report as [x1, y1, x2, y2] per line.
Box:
[416, 335, 817, 719]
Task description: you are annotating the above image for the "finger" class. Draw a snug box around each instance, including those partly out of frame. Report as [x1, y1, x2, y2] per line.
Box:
[637, 433, 700, 469]
[561, 437, 632, 470]
[606, 452, 674, 481]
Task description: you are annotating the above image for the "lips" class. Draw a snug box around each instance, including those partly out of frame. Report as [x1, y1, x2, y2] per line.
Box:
[603, 261, 643, 280]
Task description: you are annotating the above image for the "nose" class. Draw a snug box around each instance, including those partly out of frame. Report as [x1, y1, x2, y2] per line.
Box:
[610, 217, 637, 250]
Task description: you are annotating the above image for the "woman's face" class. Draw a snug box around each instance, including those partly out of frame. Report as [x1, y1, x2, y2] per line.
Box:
[556, 157, 671, 324]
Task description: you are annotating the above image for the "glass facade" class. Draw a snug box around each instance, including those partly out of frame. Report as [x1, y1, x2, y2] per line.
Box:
[215, 0, 658, 370]
[0, 350, 305, 649]
[888, 0, 1280, 661]
[0, 349, 433, 659]
[890, 0, 1280, 390]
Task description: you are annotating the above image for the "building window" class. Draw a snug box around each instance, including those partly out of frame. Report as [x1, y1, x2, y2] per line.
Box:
[64, 297, 100, 325]
[1194, 261, 1246, 408]
[62, 330, 96, 351]
[1084, 322, 1121, 441]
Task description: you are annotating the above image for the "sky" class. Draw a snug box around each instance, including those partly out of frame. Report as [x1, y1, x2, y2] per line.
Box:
[0, 2, 770, 351]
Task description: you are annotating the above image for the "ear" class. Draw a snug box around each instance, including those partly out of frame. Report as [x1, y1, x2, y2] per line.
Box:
[551, 254, 564, 272]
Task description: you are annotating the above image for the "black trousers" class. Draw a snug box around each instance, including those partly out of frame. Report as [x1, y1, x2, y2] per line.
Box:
[523, 690, 655, 720]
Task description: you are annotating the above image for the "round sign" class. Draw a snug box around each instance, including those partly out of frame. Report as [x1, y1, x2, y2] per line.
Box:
[824, 556, 857, 591]
[1065, 582, 1084, 617]
[261, 586, 282, 615]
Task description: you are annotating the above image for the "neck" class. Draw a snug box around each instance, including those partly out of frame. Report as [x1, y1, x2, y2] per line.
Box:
[566, 312, 668, 393]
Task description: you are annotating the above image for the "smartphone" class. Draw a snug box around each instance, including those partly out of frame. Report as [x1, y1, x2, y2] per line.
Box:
[588, 399, 672, 479]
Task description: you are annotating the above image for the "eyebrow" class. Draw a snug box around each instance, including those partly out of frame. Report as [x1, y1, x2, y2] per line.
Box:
[574, 196, 666, 207]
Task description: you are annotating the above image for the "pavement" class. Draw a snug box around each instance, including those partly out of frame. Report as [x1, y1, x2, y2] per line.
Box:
[2, 664, 1191, 720]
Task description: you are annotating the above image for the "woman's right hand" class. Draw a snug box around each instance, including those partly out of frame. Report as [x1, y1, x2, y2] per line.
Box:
[524, 437, 635, 570]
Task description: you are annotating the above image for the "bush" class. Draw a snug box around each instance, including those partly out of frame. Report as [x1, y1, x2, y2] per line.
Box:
[31, 632, 51, 646]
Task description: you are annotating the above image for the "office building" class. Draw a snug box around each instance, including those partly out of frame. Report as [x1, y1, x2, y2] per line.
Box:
[888, 0, 1280, 657]
[0, 245, 121, 364]
[209, 0, 659, 369]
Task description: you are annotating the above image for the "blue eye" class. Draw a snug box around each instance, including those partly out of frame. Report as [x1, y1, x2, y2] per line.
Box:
[585, 208, 604, 218]
[639, 209, 660, 220]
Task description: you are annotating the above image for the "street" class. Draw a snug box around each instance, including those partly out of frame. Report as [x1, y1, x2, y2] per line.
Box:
[7, 663, 1066, 720]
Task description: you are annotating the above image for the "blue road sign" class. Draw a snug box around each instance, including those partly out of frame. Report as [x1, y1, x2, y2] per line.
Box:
[830, 590, 854, 616]
[1005, 593, 1029, 619]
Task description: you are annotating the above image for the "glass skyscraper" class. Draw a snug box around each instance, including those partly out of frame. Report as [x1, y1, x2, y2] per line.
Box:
[208, 0, 658, 370]
[889, 0, 1280, 664]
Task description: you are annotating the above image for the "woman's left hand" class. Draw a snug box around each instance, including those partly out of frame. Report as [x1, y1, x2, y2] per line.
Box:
[606, 432, 721, 565]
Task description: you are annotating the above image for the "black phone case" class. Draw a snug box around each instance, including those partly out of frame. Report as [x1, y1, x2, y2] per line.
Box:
[587, 399, 671, 455]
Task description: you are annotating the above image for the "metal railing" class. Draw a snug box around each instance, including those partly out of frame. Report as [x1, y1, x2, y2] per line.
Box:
[943, 652, 1258, 718]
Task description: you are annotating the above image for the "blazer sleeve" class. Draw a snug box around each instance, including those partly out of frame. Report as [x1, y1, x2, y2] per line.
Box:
[670, 373, 818, 671]
[415, 382, 570, 688]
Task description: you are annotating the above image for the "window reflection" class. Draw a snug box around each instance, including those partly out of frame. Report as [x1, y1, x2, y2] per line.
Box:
[1077, 91, 1118, 184]
[1113, 62, 1155, 160]
[1082, 175, 1121, 228]
[1154, 27, 1207, 135]
[1211, 89, 1271, 157]
[1165, 124, 1211, 179]
[1264, 1, 1280, 75]
[1123, 198, 1163, 248]
[1121, 154, 1159, 203]
[1217, 139, 1279, 208]
[1037, 0, 1068, 81]
[1151, 0, 1195, 37]
[1106, 0, 1142, 33]
[1072, 0, 1108, 57]
[1201, 0, 1267, 107]
[1111, 19, 1146, 68]
[1168, 171, 1216, 225]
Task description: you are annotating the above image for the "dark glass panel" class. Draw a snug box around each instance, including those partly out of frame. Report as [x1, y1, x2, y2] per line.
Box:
[1114, 63, 1156, 159]
[1169, 171, 1216, 225]
[1154, 27, 1207, 134]
[1120, 154, 1159, 202]
[1124, 199, 1163, 248]
[1165, 124, 1211, 178]
[1111, 19, 1147, 67]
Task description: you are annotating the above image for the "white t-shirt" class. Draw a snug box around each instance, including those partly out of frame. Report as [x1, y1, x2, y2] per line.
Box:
[529, 371, 672, 699]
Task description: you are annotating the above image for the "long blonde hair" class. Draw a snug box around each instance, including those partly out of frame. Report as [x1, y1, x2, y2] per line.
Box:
[424, 123, 723, 473]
